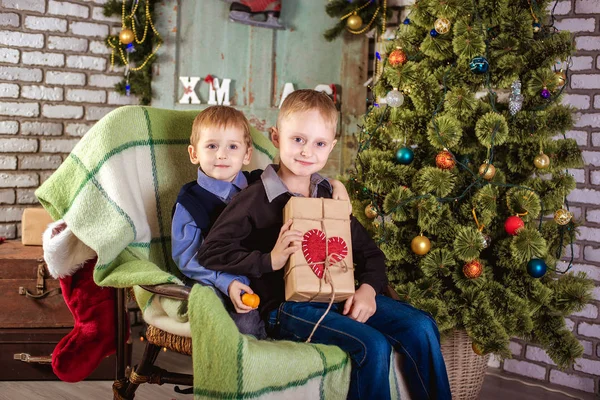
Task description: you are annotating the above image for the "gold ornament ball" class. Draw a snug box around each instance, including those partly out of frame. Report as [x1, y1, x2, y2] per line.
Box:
[411, 235, 431, 256]
[434, 18, 451, 34]
[119, 28, 135, 45]
[478, 162, 496, 180]
[388, 47, 408, 67]
[365, 204, 378, 219]
[346, 14, 363, 30]
[463, 259, 483, 279]
[472, 343, 484, 356]
[534, 153, 550, 169]
[554, 208, 573, 225]
[555, 70, 567, 88]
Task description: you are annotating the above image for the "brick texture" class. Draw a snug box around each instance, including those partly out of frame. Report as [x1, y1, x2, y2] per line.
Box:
[0, 0, 130, 237]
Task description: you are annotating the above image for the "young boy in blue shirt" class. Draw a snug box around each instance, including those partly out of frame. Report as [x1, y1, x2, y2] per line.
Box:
[197, 92, 452, 399]
[172, 105, 350, 340]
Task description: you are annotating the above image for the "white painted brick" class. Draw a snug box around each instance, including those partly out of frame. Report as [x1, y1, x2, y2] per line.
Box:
[0, 207, 24, 222]
[0, 48, 19, 64]
[1, 0, 45, 13]
[592, 286, 600, 301]
[66, 55, 106, 71]
[554, 18, 596, 32]
[582, 151, 600, 167]
[567, 188, 600, 205]
[108, 92, 137, 105]
[16, 189, 38, 204]
[575, 37, 600, 51]
[575, 0, 600, 13]
[88, 40, 111, 55]
[509, 341, 522, 356]
[18, 155, 62, 170]
[525, 346, 556, 366]
[0, 31, 44, 48]
[578, 322, 600, 339]
[571, 303, 598, 319]
[570, 56, 593, 71]
[40, 139, 80, 153]
[564, 318, 575, 332]
[591, 171, 600, 186]
[46, 71, 86, 86]
[0, 189, 15, 204]
[66, 88, 106, 103]
[69, 21, 108, 37]
[570, 169, 585, 184]
[563, 243, 580, 259]
[0, 173, 38, 188]
[0, 102, 39, 117]
[594, 95, 600, 109]
[86, 106, 113, 121]
[548, 0, 571, 15]
[0, 155, 17, 170]
[0, 138, 38, 153]
[577, 226, 600, 243]
[89, 74, 121, 88]
[42, 104, 83, 119]
[583, 245, 600, 263]
[21, 85, 63, 101]
[0, 66, 41, 82]
[562, 94, 590, 110]
[0, 121, 18, 134]
[65, 123, 91, 137]
[549, 370, 595, 393]
[24, 16, 67, 32]
[573, 358, 600, 376]
[48, 0, 89, 18]
[591, 132, 600, 146]
[22, 51, 64, 67]
[91, 6, 120, 22]
[0, 224, 16, 239]
[38, 171, 53, 184]
[47, 36, 88, 52]
[574, 113, 600, 128]
[503, 359, 546, 380]
[571, 75, 600, 90]
[580, 340, 593, 356]
[566, 206, 582, 221]
[0, 12, 19, 28]
[570, 263, 600, 281]
[21, 121, 63, 136]
[0, 83, 19, 98]
[487, 355, 501, 368]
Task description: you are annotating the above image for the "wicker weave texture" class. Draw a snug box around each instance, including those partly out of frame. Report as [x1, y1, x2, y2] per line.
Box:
[441, 330, 489, 400]
[146, 325, 193, 356]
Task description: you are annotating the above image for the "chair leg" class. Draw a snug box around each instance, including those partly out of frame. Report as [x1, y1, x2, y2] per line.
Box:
[113, 341, 162, 400]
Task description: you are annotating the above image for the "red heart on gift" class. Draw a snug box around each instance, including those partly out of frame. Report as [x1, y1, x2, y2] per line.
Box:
[301, 229, 349, 279]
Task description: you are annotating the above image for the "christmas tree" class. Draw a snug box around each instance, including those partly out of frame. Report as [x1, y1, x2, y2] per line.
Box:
[347, 0, 595, 368]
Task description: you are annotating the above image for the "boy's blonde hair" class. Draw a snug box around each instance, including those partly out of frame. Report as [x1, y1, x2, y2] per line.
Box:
[191, 105, 252, 149]
[277, 89, 338, 135]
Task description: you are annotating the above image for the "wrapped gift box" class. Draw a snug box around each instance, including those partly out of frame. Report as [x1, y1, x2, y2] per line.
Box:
[283, 197, 354, 302]
[21, 208, 54, 246]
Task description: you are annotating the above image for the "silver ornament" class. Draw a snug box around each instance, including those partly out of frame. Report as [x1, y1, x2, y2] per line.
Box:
[509, 79, 523, 116]
[386, 88, 405, 108]
[481, 233, 491, 249]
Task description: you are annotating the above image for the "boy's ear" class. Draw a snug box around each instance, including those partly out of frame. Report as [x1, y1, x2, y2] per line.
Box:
[243, 146, 253, 165]
[270, 127, 280, 148]
[188, 144, 199, 164]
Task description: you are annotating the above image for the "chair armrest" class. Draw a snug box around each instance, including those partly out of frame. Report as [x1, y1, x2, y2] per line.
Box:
[383, 284, 401, 301]
[139, 284, 191, 300]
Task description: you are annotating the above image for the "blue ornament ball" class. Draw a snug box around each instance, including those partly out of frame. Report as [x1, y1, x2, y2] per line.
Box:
[469, 56, 489, 74]
[527, 258, 547, 278]
[396, 147, 414, 165]
[430, 29, 439, 37]
[403, 18, 410, 25]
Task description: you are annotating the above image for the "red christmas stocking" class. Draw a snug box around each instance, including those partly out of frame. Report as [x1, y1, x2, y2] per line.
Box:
[52, 258, 126, 382]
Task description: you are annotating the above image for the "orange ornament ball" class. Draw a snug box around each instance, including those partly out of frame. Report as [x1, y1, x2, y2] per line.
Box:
[435, 150, 455, 170]
[463, 259, 483, 279]
[241, 293, 260, 308]
[472, 342, 484, 355]
[388, 47, 408, 67]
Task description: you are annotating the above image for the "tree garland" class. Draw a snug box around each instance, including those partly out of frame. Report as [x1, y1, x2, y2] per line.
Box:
[103, 0, 162, 105]
[324, 0, 392, 41]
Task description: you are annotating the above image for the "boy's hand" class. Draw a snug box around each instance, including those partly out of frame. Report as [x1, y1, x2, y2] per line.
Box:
[342, 284, 377, 323]
[270, 219, 302, 271]
[228, 280, 254, 314]
[330, 179, 353, 214]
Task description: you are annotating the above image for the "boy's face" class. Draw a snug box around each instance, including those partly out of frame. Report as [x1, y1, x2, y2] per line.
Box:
[272, 109, 337, 177]
[188, 125, 252, 182]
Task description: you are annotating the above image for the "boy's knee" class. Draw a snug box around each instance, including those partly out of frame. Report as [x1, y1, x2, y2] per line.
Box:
[362, 333, 392, 366]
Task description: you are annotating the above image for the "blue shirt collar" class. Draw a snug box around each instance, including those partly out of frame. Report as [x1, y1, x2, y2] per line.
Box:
[197, 168, 248, 202]
[261, 164, 331, 203]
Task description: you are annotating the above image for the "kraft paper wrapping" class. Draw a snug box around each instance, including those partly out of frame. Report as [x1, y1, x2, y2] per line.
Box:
[283, 197, 355, 302]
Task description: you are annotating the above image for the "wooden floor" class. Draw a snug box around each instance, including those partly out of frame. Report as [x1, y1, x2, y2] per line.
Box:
[0, 337, 595, 400]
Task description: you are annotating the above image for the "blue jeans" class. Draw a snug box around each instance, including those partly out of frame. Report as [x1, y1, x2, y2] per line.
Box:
[267, 295, 451, 400]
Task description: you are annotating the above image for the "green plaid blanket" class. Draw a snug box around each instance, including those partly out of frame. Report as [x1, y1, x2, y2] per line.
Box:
[35, 106, 406, 399]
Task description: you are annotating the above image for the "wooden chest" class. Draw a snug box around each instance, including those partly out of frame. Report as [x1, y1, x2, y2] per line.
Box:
[0, 241, 115, 380]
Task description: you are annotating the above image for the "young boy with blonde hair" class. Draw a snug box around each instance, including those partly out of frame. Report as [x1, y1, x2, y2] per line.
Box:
[198, 92, 452, 399]
[172, 104, 350, 339]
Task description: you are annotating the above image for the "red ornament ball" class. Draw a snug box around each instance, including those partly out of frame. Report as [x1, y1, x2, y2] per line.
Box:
[388, 47, 408, 67]
[463, 259, 483, 279]
[435, 150, 455, 170]
[504, 216, 525, 235]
